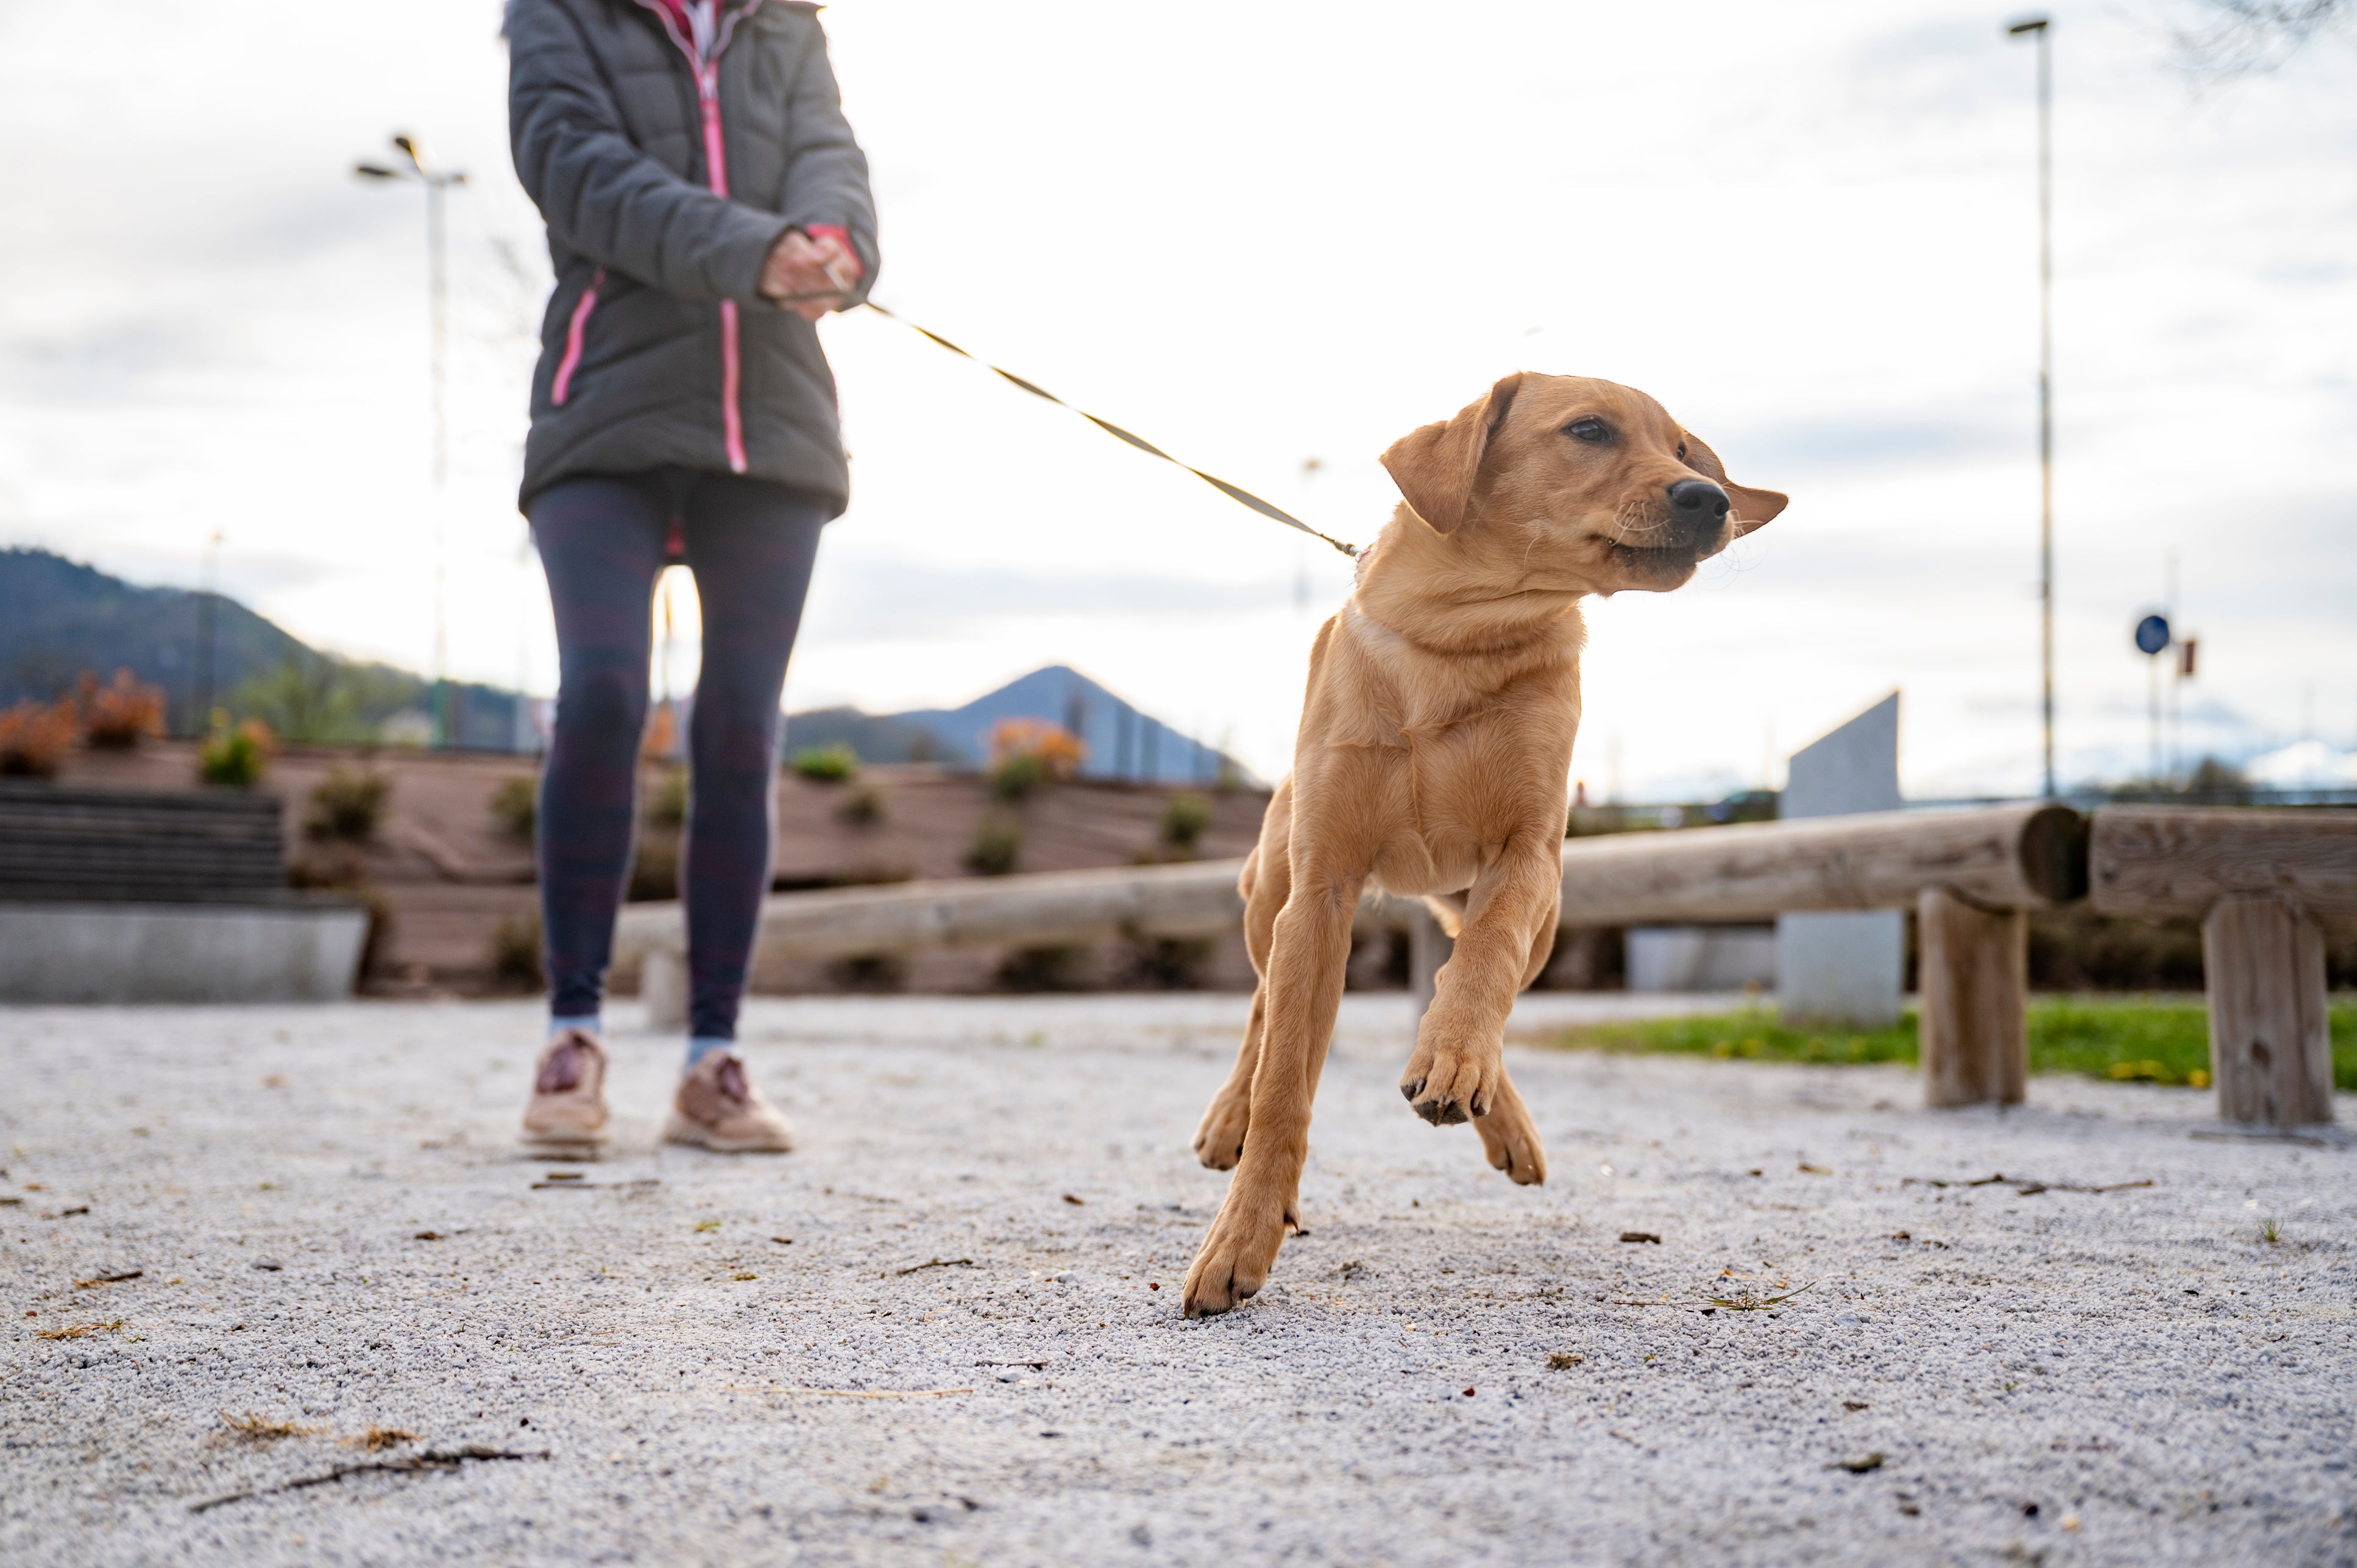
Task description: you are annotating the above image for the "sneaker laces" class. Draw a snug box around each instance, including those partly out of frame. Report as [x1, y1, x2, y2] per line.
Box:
[711, 1053, 751, 1104]
[537, 1032, 595, 1093]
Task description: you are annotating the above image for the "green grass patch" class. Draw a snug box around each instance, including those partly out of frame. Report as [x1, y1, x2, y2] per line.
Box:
[1546, 998, 2357, 1092]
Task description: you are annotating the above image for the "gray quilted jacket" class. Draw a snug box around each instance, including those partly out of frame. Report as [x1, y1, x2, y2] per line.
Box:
[506, 0, 879, 514]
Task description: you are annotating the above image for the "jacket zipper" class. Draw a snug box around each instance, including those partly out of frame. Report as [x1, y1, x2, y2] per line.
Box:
[636, 0, 765, 474]
[550, 267, 606, 407]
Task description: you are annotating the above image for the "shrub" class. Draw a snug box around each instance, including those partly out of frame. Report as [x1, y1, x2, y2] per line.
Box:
[1160, 792, 1213, 853]
[645, 766, 689, 828]
[79, 669, 165, 749]
[488, 910, 544, 991]
[988, 750, 1045, 802]
[790, 743, 859, 783]
[305, 766, 389, 842]
[825, 952, 908, 993]
[230, 655, 391, 744]
[199, 718, 275, 788]
[965, 813, 1022, 876]
[987, 718, 1085, 799]
[1124, 934, 1215, 989]
[489, 775, 537, 844]
[994, 944, 1089, 992]
[835, 782, 886, 827]
[0, 699, 77, 778]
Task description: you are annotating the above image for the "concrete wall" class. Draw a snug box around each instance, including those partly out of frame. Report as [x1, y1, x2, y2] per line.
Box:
[1777, 693, 1905, 1027]
[0, 903, 366, 1004]
[1626, 926, 1776, 993]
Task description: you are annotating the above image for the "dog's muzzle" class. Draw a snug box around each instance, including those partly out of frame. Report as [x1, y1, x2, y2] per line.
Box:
[1664, 479, 1731, 549]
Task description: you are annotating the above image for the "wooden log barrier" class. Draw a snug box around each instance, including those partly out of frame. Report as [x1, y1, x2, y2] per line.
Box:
[2091, 806, 2356, 1128]
[1554, 803, 2086, 926]
[1556, 803, 2081, 1111]
[1918, 888, 2028, 1107]
[619, 805, 2091, 1048]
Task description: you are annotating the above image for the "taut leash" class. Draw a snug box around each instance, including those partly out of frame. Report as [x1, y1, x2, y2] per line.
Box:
[828, 297, 1361, 560]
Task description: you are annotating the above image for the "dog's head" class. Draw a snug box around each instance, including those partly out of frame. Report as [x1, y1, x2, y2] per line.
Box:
[1379, 373, 1786, 593]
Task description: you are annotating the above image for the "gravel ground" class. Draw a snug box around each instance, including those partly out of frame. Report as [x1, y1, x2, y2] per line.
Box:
[2, 992, 2352, 1567]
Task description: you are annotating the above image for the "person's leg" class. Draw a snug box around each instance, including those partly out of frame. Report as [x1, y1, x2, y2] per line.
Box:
[529, 474, 670, 1036]
[678, 475, 827, 1053]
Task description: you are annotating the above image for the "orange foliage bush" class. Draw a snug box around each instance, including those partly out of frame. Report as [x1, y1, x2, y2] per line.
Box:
[0, 699, 78, 778]
[987, 718, 1086, 780]
[79, 669, 166, 749]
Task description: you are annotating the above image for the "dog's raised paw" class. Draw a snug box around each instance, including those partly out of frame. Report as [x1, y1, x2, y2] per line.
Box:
[1476, 1087, 1548, 1185]
[1399, 1049, 1499, 1129]
[1416, 1094, 1472, 1126]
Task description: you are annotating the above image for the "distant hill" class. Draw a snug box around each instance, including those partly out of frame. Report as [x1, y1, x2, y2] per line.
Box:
[6, 549, 1246, 774]
[0, 547, 528, 749]
[781, 705, 975, 766]
[791, 665, 1248, 785]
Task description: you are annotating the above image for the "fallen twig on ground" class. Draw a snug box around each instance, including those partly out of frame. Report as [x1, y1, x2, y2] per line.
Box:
[187, 1445, 547, 1513]
[219, 1411, 321, 1442]
[1706, 1281, 1817, 1312]
[73, 1271, 142, 1288]
[896, 1257, 975, 1275]
[346, 1427, 419, 1452]
[1901, 1173, 2152, 1195]
[530, 1178, 659, 1191]
[975, 1359, 1048, 1369]
[36, 1319, 122, 1340]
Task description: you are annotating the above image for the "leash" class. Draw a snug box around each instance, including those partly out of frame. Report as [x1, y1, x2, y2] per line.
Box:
[822, 297, 1362, 560]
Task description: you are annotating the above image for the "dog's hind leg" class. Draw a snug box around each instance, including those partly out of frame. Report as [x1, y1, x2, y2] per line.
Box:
[1193, 791, 1291, 1170]
[1193, 984, 1264, 1171]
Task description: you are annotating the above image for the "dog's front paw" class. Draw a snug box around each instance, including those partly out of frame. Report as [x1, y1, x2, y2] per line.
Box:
[1182, 1189, 1295, 1318]
[1474, 1081, 1548, 1185]
[1398, 1040, 1501, 1126]
[1191, 1087, 1250, 1171]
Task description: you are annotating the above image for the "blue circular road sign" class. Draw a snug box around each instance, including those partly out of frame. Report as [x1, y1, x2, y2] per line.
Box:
[2134, 613, 2171, 656]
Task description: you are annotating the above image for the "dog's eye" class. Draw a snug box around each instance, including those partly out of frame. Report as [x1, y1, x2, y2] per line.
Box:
[1676, 441, 1688, 461]
[1563, 418, 1611, 445]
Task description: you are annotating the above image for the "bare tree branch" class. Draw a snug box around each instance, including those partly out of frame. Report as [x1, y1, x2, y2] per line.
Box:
[2160, 0, 2351, 82]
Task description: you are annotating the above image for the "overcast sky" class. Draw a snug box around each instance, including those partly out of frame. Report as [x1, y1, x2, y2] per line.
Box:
[1, 0, 2352, 796]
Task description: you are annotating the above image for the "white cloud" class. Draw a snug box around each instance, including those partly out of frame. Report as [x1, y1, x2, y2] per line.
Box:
[1, 0, 2352, 793]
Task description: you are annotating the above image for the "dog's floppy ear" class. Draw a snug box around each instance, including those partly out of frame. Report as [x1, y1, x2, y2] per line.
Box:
[1680, 431, 1788, 537]
[1380, 373, 1524, 534]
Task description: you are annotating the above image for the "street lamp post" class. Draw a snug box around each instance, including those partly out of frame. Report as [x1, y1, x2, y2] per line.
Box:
[356, 134, 467, 747]
[2008, 16, 2055, 798]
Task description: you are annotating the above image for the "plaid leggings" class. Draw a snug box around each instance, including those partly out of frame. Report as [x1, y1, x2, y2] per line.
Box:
[529, 467, 825, 1040]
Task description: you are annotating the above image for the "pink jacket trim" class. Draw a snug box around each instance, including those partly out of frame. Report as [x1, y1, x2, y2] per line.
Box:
[551, 267, 606, 407]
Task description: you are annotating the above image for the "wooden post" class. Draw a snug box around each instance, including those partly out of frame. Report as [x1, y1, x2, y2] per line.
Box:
[1916, 887, 2027, 1108]
[2202, 895, 2334, 1127]
[641, 947, 687, 1033]
[1409, 904, 1451, 1028]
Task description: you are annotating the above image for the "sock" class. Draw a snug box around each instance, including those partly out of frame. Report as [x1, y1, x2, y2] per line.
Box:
[550, 1014, 602, 1041]
[685, 1036, 734, 1071]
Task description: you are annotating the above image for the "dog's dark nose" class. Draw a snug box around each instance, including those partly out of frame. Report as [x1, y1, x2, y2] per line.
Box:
[1665, 479, 1730, 538]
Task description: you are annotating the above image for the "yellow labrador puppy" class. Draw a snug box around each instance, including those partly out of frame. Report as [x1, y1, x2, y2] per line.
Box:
[1183, 373, 1785, 1318]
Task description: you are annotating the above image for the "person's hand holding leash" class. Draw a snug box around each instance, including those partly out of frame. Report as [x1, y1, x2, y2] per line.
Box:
[760, 228, 859, 320]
